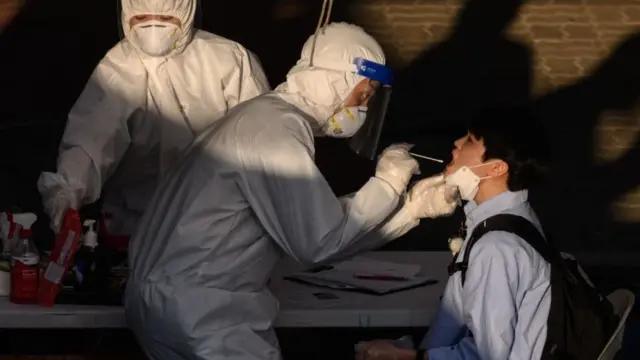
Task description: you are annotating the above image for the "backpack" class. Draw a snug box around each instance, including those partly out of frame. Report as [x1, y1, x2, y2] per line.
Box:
[447, 213, 619, 360]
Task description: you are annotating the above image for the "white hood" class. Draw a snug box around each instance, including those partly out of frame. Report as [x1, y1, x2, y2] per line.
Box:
[275, 22, 386, 134]
[121, 0, 196, 57]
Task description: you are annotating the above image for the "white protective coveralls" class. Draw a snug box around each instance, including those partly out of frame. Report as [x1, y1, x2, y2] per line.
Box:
[37, 0, 270, 235]
[125, 22, 425, 360]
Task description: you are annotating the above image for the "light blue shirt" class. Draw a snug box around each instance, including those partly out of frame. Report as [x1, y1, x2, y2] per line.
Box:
[421, 190, 551, 360]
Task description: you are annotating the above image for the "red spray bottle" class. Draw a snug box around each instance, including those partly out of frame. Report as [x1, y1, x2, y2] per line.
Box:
[38, 209, 82, 307]
[10, 213, 39, 304]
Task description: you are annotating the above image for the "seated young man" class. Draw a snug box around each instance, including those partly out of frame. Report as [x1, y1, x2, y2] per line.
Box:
[356, 106, 552, 360]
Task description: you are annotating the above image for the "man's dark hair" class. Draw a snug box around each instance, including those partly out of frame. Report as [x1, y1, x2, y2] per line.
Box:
[468, 105, 551, 191]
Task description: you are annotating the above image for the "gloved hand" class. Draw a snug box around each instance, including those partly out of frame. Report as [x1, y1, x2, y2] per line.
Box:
[405, 174, 459, 219]
[355, 340, 416, 360]
[375, 144, 420, 195]
[43, 192, 75, 233]
[37, 173, 78, 233]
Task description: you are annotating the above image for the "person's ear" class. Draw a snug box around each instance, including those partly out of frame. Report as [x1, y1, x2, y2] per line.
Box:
[491, 160, 509, 177]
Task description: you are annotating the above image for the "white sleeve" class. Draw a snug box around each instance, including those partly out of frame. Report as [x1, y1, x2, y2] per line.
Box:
[43, 59, 139, 206]
[240, 133, 402, 266]
[223, 46, 271, 109]
[339, 193, 420, 244]
[374, 202, 420, 241]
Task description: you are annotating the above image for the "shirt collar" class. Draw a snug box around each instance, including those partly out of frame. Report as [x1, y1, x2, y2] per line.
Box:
[464, 190, 529, 232]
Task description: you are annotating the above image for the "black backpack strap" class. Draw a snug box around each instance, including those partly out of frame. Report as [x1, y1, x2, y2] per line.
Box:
[451, 213, 555, 286]
[448, 223, 491, 286]
[481, 214, 556, 263]
[447, 251, 466, 281]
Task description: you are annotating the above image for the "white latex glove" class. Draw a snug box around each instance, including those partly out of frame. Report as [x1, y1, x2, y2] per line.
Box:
[375, 143, 420, 195]
[405, 174, 459, 219]
[37, 173, 78, 233]
[45, 193, 74, 233]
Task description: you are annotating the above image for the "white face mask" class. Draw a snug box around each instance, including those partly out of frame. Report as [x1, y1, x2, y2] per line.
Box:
[323, 105, 368, 138]
[445, 161, 499, 201]
[133, 21, 180, 57]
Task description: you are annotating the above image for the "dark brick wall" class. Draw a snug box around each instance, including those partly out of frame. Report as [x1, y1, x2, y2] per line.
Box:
[0, 0, 639, 252]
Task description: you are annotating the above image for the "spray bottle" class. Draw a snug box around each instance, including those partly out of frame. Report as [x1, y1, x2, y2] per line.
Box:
[10, 213, 39, 304]
[74, 219, 98, 289]
[82, 220, 97, 248]
[0, 212, 17, 255]
[38, 209, 82, 307]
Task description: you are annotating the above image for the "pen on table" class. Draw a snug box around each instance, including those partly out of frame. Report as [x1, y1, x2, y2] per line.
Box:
[409, 152, 443, 163]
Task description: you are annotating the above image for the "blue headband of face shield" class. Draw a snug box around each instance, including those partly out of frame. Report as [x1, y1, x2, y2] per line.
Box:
[353, 57, 394, 85]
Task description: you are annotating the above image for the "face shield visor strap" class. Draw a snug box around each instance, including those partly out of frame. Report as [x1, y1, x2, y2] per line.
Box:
[117, 0, 202, 39]
[347, 58, 394, 161]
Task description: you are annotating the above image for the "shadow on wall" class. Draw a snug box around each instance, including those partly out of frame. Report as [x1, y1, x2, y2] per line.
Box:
[533, 34, 640, 253]
[377, 0, 640, 254]
[380, 0, 534, 250]
[1, 0, 639, 255]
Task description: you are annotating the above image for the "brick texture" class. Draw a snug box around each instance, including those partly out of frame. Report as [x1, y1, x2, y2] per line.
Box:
[347, 0, 640, 223]
[0, 0, 637, 246]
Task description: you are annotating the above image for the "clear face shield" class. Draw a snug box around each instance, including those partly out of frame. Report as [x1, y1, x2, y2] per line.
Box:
[116, 0, 202, 39]
[347, 58, 394, 161]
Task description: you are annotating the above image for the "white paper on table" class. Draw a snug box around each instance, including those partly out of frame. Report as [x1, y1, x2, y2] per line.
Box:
[332, 256, 421, 278]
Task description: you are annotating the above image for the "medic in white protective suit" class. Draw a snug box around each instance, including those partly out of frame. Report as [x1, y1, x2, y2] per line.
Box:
[37, 0, 270, 236]
[125, 22, 459, 360]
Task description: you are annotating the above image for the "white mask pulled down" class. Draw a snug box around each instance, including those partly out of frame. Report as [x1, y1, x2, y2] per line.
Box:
[445, 161, 499, 201]
[323, 105, 368, 138]
[133, 21, 180, 57]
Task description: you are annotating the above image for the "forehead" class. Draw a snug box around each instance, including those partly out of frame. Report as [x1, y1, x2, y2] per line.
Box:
[353, 79, 376, 91]
[124, 0, 192, 13]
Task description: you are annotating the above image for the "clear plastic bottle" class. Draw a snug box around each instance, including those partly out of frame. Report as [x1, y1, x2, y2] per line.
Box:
[10, 213, 39, 304]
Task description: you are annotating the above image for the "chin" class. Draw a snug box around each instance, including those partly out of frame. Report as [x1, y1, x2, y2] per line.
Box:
[444, 164, 456, 176]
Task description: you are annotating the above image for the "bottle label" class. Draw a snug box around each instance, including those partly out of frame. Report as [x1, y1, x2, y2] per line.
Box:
[11, 261, 39, 300]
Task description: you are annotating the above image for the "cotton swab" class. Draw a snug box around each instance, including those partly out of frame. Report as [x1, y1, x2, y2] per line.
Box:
[409, 152, 444, 163]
